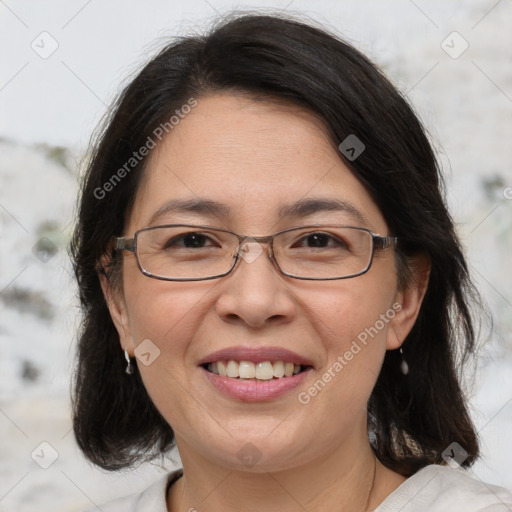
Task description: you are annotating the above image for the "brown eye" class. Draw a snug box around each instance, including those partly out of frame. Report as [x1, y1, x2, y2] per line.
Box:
[163, 233, 215, 249]
[293, 232, 349, 250]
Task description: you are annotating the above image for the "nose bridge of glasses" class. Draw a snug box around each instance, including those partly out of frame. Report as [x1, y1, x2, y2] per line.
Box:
[235, 234, 275, 263]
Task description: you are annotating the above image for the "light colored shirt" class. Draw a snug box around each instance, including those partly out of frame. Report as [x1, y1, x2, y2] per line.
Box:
[87, 464, 512, 511]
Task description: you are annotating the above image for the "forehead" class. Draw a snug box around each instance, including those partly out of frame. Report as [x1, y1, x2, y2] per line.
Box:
[128, 93, 387, 233]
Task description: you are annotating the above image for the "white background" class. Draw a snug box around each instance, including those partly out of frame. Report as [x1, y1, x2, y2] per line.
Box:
[1, 1, 511, 510]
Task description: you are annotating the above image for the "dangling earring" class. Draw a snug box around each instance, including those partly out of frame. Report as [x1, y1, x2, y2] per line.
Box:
[399, 347, 409, 375]
[124, 349, 134, 375]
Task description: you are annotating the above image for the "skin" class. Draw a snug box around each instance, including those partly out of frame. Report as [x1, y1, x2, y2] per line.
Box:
[102, 92, 429, 512]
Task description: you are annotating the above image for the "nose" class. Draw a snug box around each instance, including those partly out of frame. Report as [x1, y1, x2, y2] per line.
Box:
[214, 240, 297, 329]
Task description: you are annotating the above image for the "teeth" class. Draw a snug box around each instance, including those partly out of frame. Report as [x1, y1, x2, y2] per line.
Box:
[217, 361, 227, 376]
[273, 360, 285, 378]
[239, 361, 255, 379]
[226, 360, 239, 378]
[207, 360, 304, 380]
[256, 362, 274, 380]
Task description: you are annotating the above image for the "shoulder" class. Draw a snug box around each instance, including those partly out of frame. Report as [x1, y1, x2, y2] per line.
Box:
[81, 469, 183, 512]
[376, 464, 512, 512]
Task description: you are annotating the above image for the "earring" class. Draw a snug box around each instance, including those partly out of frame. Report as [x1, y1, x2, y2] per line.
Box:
[399, 347, 409, 375]
[124, 349, 134, 375]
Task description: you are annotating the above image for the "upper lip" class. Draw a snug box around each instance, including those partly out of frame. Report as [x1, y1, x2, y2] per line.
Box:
[198, 346, 315, 367]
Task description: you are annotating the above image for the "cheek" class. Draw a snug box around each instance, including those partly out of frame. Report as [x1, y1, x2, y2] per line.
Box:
[305, 270, 397, 348]
[122, 266, 210, 359]
[122, 277, 213, 421]
[301, 273, 397, 397]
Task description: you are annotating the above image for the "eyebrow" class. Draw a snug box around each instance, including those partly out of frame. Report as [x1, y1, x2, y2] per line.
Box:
[147, 199, 230, 226]
[278, 198, 368, 226]
[146, 197, 369, 227]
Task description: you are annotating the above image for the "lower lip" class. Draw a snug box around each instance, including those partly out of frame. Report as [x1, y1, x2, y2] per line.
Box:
[201, 367, 312, 402]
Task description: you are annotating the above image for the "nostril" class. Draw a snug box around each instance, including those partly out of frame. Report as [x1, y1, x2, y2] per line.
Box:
[226, 313, 240, 322]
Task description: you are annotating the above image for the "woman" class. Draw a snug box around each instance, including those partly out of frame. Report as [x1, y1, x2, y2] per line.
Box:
[70, 13, 512, 512]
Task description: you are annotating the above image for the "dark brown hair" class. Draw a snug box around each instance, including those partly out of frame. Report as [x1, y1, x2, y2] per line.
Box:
[70, 12, 481, 474]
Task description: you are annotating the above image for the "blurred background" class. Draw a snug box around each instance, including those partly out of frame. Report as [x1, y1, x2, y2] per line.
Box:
[0, 1, 511, 510]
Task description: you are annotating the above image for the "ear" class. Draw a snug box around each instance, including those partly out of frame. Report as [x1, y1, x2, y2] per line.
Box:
[386, 254, 431, 350]
[98, 256, 136, 356]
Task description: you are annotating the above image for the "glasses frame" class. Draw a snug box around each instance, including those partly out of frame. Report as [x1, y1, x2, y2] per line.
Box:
[115, 224, 398, 282]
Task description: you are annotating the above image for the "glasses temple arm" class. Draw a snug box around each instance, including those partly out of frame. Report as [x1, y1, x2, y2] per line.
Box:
[373, 235, 398, 250]
[115, 237, 136, 252]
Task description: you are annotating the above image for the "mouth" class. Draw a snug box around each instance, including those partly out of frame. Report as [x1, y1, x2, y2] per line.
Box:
[202, 360, 312, 381]
[198, 346, 314, 401]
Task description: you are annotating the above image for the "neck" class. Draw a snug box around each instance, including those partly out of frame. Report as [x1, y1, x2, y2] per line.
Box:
[167, 436, 405, 512]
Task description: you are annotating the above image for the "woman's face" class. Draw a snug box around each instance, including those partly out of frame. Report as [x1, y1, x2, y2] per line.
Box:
[108, 93, 421, 472]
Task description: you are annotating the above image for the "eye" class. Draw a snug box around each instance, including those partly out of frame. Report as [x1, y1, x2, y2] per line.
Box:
[163, 232, 217, 249]
[293, 232, 349, 249]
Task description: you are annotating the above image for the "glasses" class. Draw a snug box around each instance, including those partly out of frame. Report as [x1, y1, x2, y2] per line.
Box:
[115, 224, 398, 281]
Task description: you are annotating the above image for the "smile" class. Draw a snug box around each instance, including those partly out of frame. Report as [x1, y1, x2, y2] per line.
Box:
[204, 360, 308, 380]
